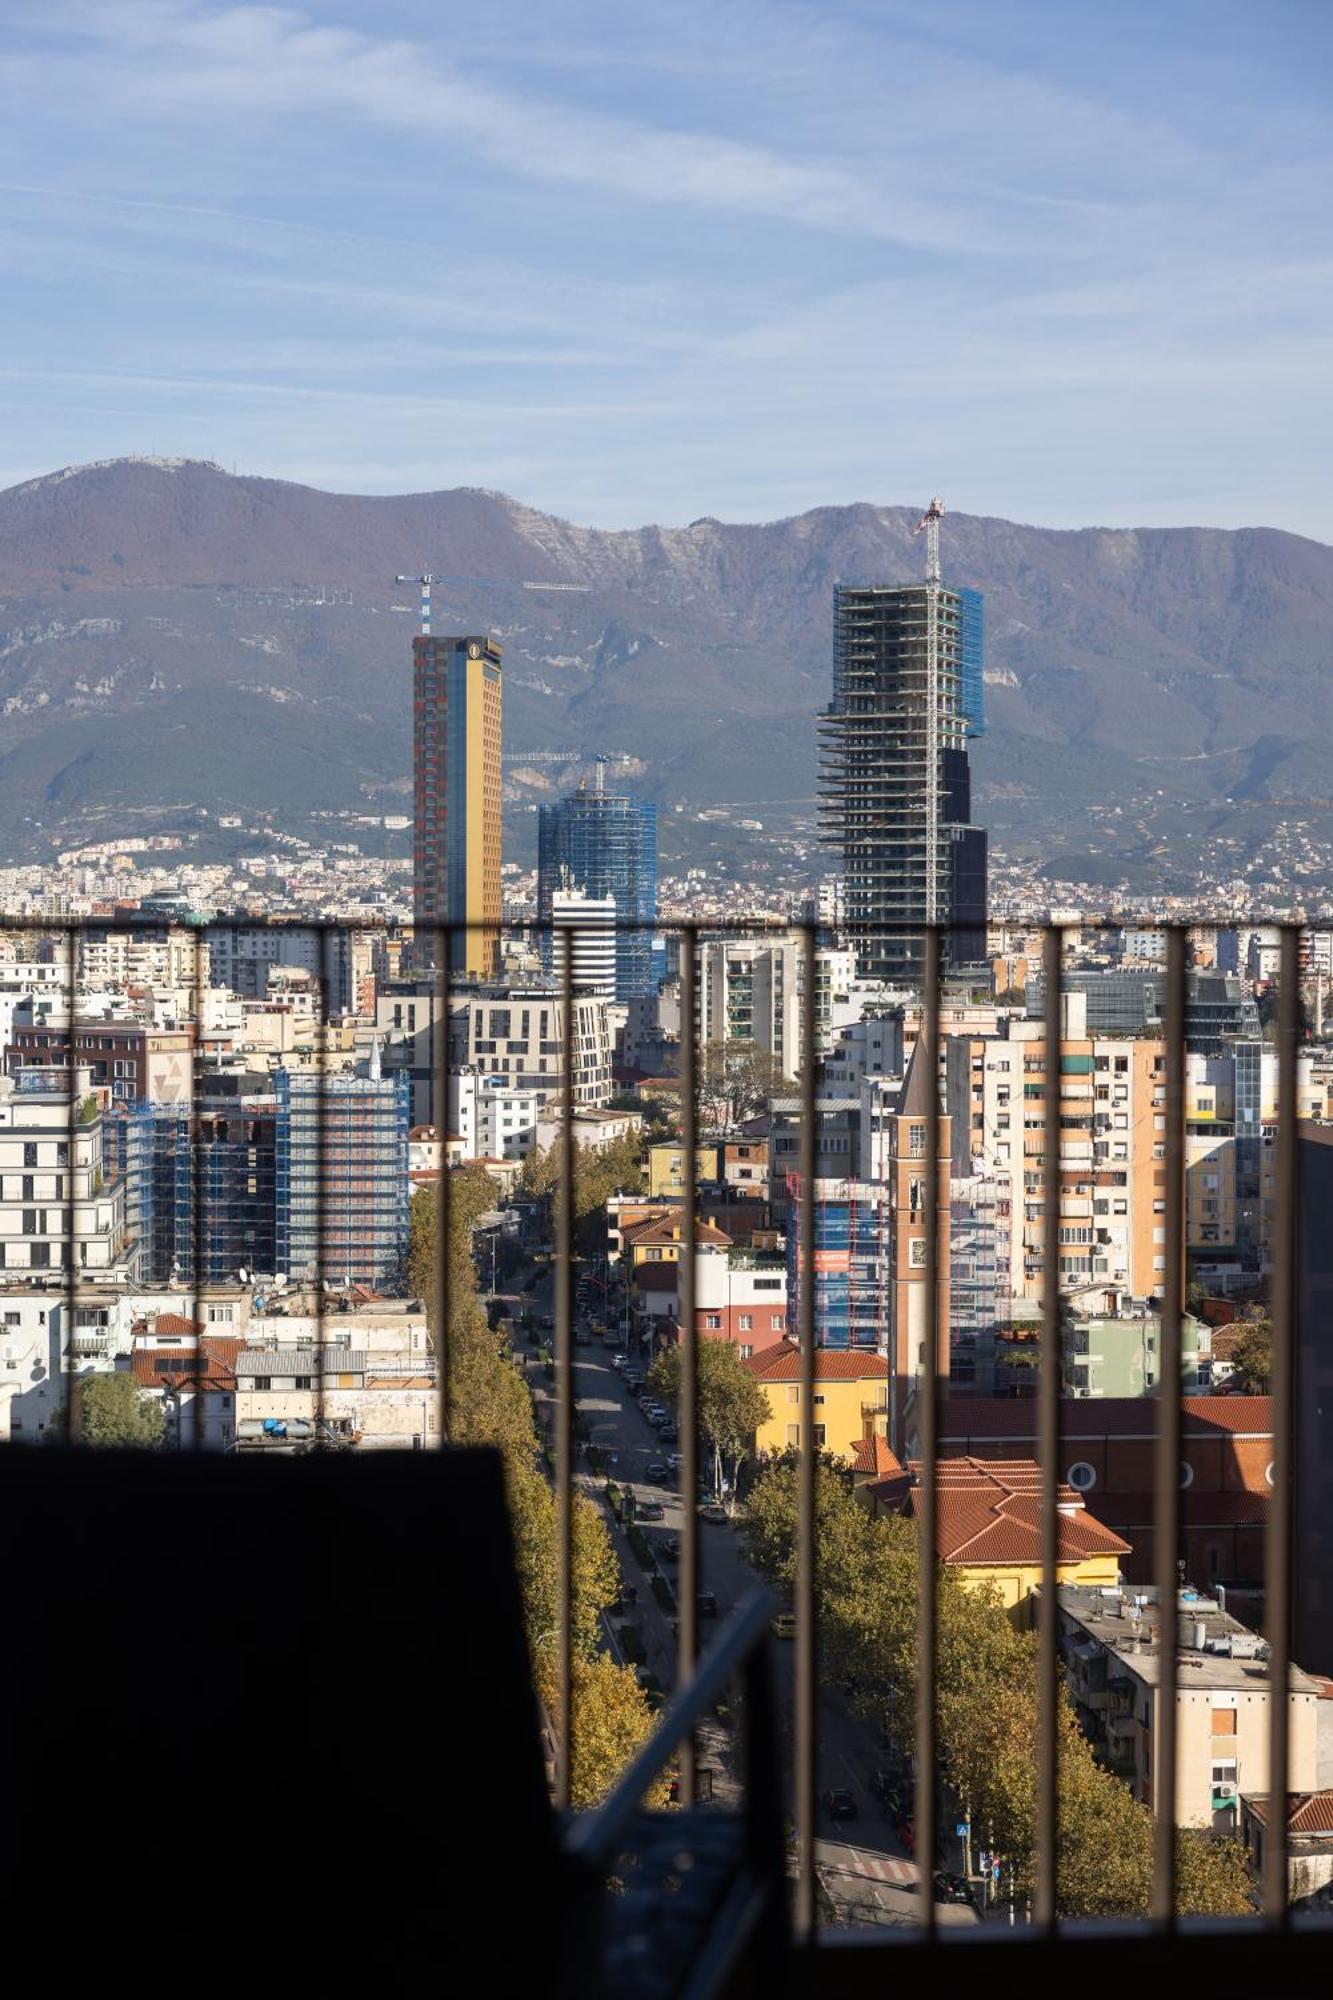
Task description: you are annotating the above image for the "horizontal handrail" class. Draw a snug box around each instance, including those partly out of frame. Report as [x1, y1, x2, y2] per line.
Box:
[564, 1584, 775, 1873]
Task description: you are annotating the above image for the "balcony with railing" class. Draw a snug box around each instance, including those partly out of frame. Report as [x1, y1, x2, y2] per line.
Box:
[3, 913, 1333, 1993]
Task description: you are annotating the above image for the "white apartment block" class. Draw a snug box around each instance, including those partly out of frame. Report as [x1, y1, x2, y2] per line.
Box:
[0, 1067, 128, 1281]
[549, 887, 618, 1002]
[450, 990, 613, 1108]
[448, 1067, 541, 1161]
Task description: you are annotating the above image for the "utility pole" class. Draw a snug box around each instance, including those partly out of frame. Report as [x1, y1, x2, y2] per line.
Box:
[913, 497, 945, 932]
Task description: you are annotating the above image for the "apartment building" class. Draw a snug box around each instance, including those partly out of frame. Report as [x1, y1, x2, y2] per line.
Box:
[448, 1067, 541, 1162]
[945, 991, 1166, 1310]
[274, 1069, 411, 1291]
[745, 1339, 890, 1460]
[0, 1067, 127, 1280]
[77, 925, 202, 989]
[1059, 1583, 1319, 1831]
[234, 1344, 439, 1450]
[449, 989, 613, 1108]
[7, 1018, 194, 1103]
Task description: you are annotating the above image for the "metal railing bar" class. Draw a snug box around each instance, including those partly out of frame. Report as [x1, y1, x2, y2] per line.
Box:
[1151, 926, 1186, 1920]
[554, 941, 575, 1811]
[678, 922, 700, 1801]
[1035, 920, 1063, 1929]
[314, 922, 330, 1435]
[565, 1587, 776, 1871]
[1263, 922, 1299, 1922]
[188, 925, 204, 1433]
[795, 922, 818, 1937]
[62, 923, 77, 1447]
[914, 923, 941, 1936]
[432, 924, 450, 1443]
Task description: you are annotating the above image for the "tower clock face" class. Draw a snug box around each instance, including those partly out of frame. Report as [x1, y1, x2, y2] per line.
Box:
[468, 642, 481, 658]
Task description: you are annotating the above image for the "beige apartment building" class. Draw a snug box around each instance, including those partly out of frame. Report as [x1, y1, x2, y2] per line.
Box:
[234, 1344, 438, 1449]
[1060, 1583, 1319, 1832]
[945, 991, 1165, 1310]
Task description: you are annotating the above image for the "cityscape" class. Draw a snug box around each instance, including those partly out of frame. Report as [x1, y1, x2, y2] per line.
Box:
[3, 2, 1331, 1988]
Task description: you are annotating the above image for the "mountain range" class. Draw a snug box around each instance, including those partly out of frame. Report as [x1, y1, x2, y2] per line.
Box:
[2, 456, 1332, 883]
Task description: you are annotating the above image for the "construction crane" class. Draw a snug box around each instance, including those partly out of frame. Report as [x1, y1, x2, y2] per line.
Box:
[393, 571, 590, 637]
[501, 749, 634, 768]
[913, 497, 946, 929]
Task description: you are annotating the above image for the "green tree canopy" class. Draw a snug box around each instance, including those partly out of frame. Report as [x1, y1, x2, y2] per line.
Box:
[741, 1455, 1252, 1918]
[71, 1371, 166, 1450]
[648, 1339, 772, 1498]
[519, 1131, 645, 1253]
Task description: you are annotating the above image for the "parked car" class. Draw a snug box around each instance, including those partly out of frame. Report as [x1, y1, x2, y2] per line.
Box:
[932, 1872, 974, 1908]
[658, 1422, 679, 1444]
[821, 1788, 858, 1823]
[610, 1353, 626, 1371]
[618, 1581, 638, 1606]
[658, 1536, 680, 1563]
[637, 1499, 666, 1522]
[666, 1452, 684, 1473]
[644, 1460, 670, 1483]
[772, 1611, 797, 1640]
[699, 1502, 728, 1525]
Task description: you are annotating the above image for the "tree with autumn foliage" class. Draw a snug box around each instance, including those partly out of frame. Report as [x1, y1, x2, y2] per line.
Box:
[743, 1456, 1253, 1917]
[409, 1176, 660, 1804]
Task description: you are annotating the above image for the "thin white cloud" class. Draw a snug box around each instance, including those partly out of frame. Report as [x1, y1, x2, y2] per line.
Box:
[2, 1, 1135, 257]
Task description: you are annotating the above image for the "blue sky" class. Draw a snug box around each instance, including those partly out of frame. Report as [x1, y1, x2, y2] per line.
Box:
[2, 0, 1330, 533]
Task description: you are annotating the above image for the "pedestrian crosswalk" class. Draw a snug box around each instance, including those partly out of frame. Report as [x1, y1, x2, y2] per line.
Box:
[856, 1852, 917, 1885]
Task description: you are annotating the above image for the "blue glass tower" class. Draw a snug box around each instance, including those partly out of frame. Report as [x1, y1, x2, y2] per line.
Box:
[958, 586, 985, 736]
[537, 773, 658, 1000]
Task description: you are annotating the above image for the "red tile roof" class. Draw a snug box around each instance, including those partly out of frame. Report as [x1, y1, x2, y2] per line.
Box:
[850, 1434, 905, 1479]
[743, 1338, 888, 1383]
[625, 1215, 733, 1248]
[151, 1312, 203, 1337]
[130, 1336, 240, 1392]
[902, 1456, 1130, 1567]
[1246, 1792, 1333, 1836]
[939, 1394, 1272, 1443]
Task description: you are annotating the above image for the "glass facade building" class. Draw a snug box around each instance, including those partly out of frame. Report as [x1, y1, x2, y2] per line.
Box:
[958, 586, 985, 736]
[537, 779, 658, 1001]
[275, 1071, 411, 1290]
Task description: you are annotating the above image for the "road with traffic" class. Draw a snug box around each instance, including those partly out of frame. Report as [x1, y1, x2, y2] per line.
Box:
[514, 1264, 979, 1929]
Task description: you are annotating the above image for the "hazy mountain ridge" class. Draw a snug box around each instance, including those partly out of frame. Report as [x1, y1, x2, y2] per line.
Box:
[1, 457, 1331, 870]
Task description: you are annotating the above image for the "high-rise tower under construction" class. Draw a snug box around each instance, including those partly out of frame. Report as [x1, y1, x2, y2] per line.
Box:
[820, 538, 987, 980]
